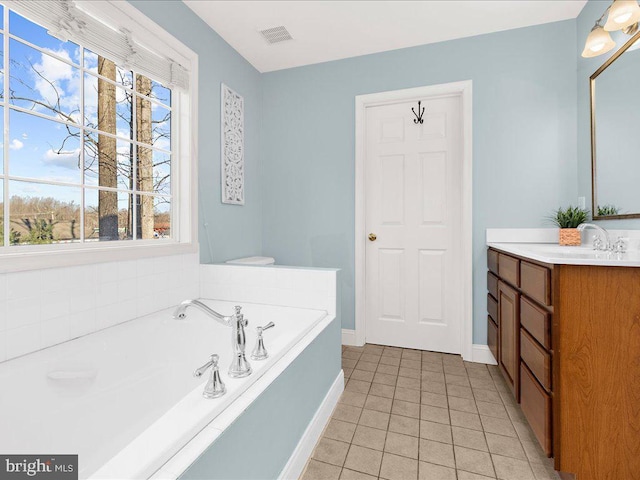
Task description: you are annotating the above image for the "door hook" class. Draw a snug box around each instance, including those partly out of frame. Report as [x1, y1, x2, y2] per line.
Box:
[412, 101, 425, 124]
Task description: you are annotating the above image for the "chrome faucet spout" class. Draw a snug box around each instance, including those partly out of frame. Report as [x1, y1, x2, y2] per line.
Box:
[577, 223, 611, 250]
[173, 299, 232, 326]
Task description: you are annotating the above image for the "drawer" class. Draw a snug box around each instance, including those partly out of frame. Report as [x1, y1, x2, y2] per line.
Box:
[521, 296, 551, 349]
[488, 249, 499, 275]
[487, 271, 499, 299]
[521, 261, 551, 306]
[521, 329, 551, 391]
[488, 317, 498, 361]
[498, 253, 520, 287]
[487, 293, 498, 324]
[520, 363, 552, 456]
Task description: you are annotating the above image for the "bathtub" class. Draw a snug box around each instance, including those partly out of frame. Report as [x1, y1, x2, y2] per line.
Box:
[0, 299, 336, 479]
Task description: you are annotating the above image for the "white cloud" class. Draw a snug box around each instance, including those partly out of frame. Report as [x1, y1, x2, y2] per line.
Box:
[32, 49, 81, 119]
[42, 148, 81, 170]
[10, 139, 24, 150]
[21, 133, 28, 139]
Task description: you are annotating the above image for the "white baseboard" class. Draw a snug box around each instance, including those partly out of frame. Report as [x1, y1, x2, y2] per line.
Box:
[472, 344, 497, 365]
[342, 329, 358, 346]
[278, 370, 345, 480]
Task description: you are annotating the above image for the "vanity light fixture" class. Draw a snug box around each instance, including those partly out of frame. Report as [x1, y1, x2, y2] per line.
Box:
[582, 0, 640, 57]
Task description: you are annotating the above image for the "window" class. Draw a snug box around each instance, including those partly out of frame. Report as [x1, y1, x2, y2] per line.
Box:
[0, 1, 196, 266]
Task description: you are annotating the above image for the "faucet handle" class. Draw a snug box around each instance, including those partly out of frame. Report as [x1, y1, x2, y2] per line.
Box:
[235, 305, 242, 315]
[194, 354, 226, 399]
[592, 235, 603, 251]
[614, 236, 628, 254]
[252, 322, 276, 360]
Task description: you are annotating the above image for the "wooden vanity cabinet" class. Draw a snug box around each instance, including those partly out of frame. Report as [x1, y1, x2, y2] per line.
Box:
[487, 247, 640, 479]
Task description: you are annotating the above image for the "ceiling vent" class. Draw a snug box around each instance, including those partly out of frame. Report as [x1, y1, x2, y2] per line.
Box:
[259, 26, 293, 45]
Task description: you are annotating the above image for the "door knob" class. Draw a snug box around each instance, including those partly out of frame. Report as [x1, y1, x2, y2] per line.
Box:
[368, 233, 377, 241]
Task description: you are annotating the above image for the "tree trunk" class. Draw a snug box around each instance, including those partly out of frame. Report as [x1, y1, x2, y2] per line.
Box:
[136, 74, 154, 239]
[97, 57, 118, 241]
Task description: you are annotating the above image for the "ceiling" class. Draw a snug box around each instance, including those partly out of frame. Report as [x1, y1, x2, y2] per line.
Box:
[184, 1, 587, 73]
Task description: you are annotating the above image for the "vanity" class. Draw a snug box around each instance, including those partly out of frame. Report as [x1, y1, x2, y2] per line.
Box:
[486, 241, 640, 480]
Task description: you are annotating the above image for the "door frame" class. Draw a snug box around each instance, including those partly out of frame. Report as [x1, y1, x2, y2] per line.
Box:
[354, 80, 473, 360]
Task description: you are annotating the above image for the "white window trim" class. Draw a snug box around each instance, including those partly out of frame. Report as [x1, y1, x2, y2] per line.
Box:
[0, 1, 199, 274]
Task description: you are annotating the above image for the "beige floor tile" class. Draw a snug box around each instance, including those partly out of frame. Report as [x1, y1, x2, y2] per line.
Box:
[402, 350, 422, 361]
[399, 367, 422, 379]
[476, 401, 508, 419]
[343, 445, 383, 477]
[343, 358, 358, 369]
[529, 461, 562, 480]
[400, 358, 422, 370]
[419, 439, 455, 468]
[450, 410, 482, 431]
[365, 394, 393, 413]
[420, 392, 448, 409]
[377, 363, 399, 376]
[340, 468, 378, 480]
[324, 419, 357, 443]
[333, 404, 363, 424]
[446, 385, 474, 399]
[446, 374, 471, 387]
[505, 404, 527, 423]
[392, 399, 421, 419]
[422, 371, 446, 383]
[421, 362, 444, 373]
[356, 361, 379, 373]
[520, 439, 549, 465]
[352, 424, 387, 451]
[396, 376, 421, 390]
[365, 344, 385, 354]
[379, 356, 401, 367]
[351, 369, 375, 382]
[312, 438, 350, 466]
[448, 396, 478, 414]
[389, 414, 420, 437]
[420, 404, 450, 424]
[485, 433, 526, 459]
[340, 391, 367, 408]
[359, 408, 390, 430]
[301, 459, 342, 480]
[420, 420, 453, 444]
[456, 470, 496, 479]
[470, 377, 497, 391]
[373, 372, 397, 386]
[421, 381, 447, 395]
[344, 368, 353, 380]
[491, 454, 535, 480]
[360, 353, 381, 364]
[346, 379, 372, 395]
[481, 416, 517, 438]
[454, 446, 495, 477]
[369, 383, 395, 399]
[421, 351, 442, 362]
[442, 354, 464, 365]
[347, 346, 366, 353]
[382, 349, 402, 359]
[418, 461, 456, 480]
[472, 389, 503, 404]
[395, 386, 421, 403]
[384, 431, 419, 459]
[512, 421, 538, 443]
[467, 369, 492, 380]
[343, 350, 362, 360]
[380, 452, 419, 480]
[444, 365, 468, 377]
[452, 426, 489, 452]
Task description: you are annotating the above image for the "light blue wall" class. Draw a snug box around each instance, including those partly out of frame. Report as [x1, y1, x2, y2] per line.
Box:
[577, 0, 640, 228]
[129, 0, 263, 263]
[261, 21, 578, 343]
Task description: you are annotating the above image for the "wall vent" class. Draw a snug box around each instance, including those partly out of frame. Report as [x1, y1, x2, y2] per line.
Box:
[259, 26, 293, 44]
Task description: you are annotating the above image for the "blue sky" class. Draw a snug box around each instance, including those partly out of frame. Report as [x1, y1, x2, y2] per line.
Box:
[1, 7, 171, 215]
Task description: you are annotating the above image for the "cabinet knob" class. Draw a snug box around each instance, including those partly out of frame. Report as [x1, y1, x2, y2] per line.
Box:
[368, 233, 377, 241]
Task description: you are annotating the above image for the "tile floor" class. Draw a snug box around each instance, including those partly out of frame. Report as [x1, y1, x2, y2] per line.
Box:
[299, 344, 560, 480]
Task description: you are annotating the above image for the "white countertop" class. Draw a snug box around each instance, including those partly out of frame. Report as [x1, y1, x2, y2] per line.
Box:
[487, 243, 640, 267]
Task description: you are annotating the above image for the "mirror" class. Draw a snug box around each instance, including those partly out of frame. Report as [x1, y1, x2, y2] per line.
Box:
[591, 30, 640, 220]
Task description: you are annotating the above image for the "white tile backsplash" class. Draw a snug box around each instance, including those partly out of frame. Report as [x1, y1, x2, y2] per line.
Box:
[0, 252, 200, 362]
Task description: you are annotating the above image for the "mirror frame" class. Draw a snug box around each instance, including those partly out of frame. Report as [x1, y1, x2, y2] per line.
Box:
[590, 29, 640, 220]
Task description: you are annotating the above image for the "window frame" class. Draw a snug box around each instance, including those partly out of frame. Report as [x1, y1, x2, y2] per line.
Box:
[0, 1, 198, 273]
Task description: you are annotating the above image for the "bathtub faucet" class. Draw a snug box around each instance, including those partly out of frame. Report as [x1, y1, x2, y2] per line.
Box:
[174, 300, 252, 378]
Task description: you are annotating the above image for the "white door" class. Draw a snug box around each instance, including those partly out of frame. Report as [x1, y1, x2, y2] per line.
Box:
[364, 95, 463, 353]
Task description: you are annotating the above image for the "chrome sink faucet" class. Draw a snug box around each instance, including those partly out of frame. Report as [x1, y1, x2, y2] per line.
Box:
[577, 223, 611, 251]
[174, 300, 252, 378]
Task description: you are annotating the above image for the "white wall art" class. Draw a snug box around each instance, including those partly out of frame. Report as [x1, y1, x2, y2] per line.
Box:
[221, 84, 245, 205]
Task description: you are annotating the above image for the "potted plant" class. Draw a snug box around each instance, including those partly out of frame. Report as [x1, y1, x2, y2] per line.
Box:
[550, 206, 589, 246]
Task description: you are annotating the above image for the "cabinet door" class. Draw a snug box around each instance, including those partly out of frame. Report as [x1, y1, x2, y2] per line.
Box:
[498, 280, 520, 400]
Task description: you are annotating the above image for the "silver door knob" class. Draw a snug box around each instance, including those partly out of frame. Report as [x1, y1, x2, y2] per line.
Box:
[368, 233, 377, 241]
